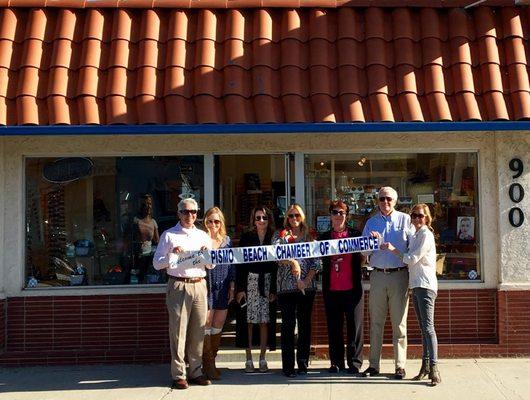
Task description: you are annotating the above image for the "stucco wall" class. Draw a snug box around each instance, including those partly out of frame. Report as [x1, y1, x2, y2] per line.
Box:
[496, 132, 530, 288]
[1, 131, 501, 296]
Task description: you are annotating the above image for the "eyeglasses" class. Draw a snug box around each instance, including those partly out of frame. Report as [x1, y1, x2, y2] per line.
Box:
[331, 210, 346, 216]
[379, 196, 394, 202]
[255, 215, 268, 221]
[206, 219, 221, 225]
[179, 209, 197, 215]
[411, 213, 425, 220]
[288, 213, 301, 219]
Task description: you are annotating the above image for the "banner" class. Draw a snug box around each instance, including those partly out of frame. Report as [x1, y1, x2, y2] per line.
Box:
[168, 235, 379, 270]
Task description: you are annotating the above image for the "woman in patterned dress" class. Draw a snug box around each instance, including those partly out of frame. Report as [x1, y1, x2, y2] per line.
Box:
[235, 206, 277, 373]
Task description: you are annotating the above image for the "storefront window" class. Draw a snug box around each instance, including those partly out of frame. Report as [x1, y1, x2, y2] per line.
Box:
[305, 153, 480, 281]
[25, 156, 204, 288]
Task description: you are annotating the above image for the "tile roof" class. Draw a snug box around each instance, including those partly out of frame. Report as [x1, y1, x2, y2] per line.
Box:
[1, 5, 530, 125]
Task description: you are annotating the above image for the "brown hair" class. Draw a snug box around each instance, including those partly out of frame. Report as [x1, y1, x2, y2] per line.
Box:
[329, 199, 349, 214]
[411, 203, 434, 232]
[203, 206, 227, 241]
[249, 205, 276, 237]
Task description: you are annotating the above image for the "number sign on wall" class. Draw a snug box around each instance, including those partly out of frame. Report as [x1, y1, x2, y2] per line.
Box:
[508, 158, 525, 228]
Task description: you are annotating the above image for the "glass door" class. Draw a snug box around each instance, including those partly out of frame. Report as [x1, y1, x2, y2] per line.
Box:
[214, 154, 294, 244]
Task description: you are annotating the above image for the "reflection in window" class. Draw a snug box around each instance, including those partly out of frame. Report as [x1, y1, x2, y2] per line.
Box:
[25, 156, 204, 288]
[305, 153, 480, 281]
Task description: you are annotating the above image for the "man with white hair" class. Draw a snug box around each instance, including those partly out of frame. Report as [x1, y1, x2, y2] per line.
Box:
[153, 198, 213, 389]
[361, 186, 411, 379]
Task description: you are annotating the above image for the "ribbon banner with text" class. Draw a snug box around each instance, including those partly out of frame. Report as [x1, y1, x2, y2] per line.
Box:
[168, 236, 379, 270]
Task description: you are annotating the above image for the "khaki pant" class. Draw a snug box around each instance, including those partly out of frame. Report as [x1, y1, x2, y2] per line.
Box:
[166, 279, 208, 380]
[368, 269, 409, 370]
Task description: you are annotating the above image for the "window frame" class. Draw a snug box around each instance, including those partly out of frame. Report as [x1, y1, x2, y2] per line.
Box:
[21, 152, 213, 292]
[297, 149, 486, 287]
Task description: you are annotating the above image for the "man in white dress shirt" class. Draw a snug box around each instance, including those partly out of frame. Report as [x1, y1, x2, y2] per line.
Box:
[153, 198, 213, 390]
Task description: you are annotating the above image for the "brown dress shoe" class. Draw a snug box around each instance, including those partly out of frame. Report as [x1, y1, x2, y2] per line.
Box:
[189, 375, 212, 386]
[171, 379, 189, 390]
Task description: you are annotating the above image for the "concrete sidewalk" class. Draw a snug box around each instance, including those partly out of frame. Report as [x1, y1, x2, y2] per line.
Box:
[1, 358, 529, 400]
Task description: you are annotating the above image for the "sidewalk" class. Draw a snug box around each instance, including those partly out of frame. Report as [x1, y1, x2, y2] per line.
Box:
[1, 358, 529, 400]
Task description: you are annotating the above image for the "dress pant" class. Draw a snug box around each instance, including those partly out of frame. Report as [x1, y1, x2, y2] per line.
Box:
[278, 291, 316, 373]
[368, 268, 409, 370]
[166, 278, 208, 380]
[323, 289, 364, 370]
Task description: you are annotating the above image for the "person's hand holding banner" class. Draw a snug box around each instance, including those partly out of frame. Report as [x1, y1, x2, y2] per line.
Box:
[290, 259, 301, 279]
[200, 246, 214, 269]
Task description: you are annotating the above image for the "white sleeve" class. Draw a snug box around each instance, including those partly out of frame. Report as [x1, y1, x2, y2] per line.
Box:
[403, 230, 433, 266]
[152, 231, 172, 270]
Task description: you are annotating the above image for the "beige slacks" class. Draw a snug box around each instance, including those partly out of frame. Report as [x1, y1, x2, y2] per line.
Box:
[166, 278, 207, 380]
[368, 268, 409, 370]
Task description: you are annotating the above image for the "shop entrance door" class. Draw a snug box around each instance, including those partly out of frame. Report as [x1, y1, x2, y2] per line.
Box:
[215, 154, 294, 243]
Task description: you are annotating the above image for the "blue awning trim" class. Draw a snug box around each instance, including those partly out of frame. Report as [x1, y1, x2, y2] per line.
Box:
[1, 122, 529, 136]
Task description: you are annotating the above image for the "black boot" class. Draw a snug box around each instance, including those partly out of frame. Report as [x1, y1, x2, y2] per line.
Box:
[429, 364, 441, 386]
[412, 359, 430, 381]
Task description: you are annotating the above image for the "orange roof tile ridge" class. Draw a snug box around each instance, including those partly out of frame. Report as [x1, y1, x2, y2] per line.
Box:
[0, 1, 520, 9]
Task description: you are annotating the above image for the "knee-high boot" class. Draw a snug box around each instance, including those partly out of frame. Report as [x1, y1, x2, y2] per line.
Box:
[210, 332, 223, 378]
[202, 334, 218, 380]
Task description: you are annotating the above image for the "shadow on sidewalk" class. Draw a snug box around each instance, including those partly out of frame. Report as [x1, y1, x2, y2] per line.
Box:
[0, 365, 430, 393]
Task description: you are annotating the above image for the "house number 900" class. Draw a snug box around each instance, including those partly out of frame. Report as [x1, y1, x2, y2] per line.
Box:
[508, 158, 525, 228]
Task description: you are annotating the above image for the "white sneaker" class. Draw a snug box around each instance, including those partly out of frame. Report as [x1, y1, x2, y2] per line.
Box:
[245, 359, 255, 373]
[259, 358, 269, 372]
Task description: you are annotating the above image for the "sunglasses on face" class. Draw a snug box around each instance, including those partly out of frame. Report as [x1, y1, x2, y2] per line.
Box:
[255, 215, 268, 221]
[331, 209, 346, 216]
[179, 209, 197, 215]
[206, 219, 221, 225]
[411, 213, 425, 220]
[379, 196, 394, 202]
[288, 213, 301, 219]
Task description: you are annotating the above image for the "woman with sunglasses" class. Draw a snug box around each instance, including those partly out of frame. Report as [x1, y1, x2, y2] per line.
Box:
[319, 200, 364, 374]
[381, 204, 441, 386]
[273, 204, 322, 377]
[235, 206, 277, 373]
[202, 207, 234, 380]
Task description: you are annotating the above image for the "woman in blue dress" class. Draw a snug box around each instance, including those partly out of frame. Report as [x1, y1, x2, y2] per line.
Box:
[202, 207, 234, 380]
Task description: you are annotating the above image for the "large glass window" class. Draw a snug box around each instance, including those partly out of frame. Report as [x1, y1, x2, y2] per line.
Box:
[305, 153, 480, 281]
[25, 156, 204, 288]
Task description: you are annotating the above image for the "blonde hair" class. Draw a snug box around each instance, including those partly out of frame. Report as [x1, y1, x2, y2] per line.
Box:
[283, 203, 312, 241]
[203, 207, 227, 241]
[411, 203, 434, 232]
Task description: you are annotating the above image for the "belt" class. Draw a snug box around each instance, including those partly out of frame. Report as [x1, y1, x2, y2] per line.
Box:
[170, 277, 204, 283]
[373, 266, 408, 274]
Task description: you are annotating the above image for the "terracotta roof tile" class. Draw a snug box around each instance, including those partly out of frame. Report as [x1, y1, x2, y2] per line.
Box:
[2, 5, 530, 125]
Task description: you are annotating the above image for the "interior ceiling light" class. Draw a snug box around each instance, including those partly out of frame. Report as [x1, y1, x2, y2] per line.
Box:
[320, 161, 325, 166]
[358, 157, 367, 167]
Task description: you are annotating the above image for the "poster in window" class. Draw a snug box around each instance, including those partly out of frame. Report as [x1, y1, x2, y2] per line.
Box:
[316, 216, 331, 233]
[457, 216, 475, 242]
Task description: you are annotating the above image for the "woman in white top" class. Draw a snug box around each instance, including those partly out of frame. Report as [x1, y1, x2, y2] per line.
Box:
[381, 203, 441, 386]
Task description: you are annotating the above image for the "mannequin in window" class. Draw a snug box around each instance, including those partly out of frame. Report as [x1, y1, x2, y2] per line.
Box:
[133, 194, 160, 282]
